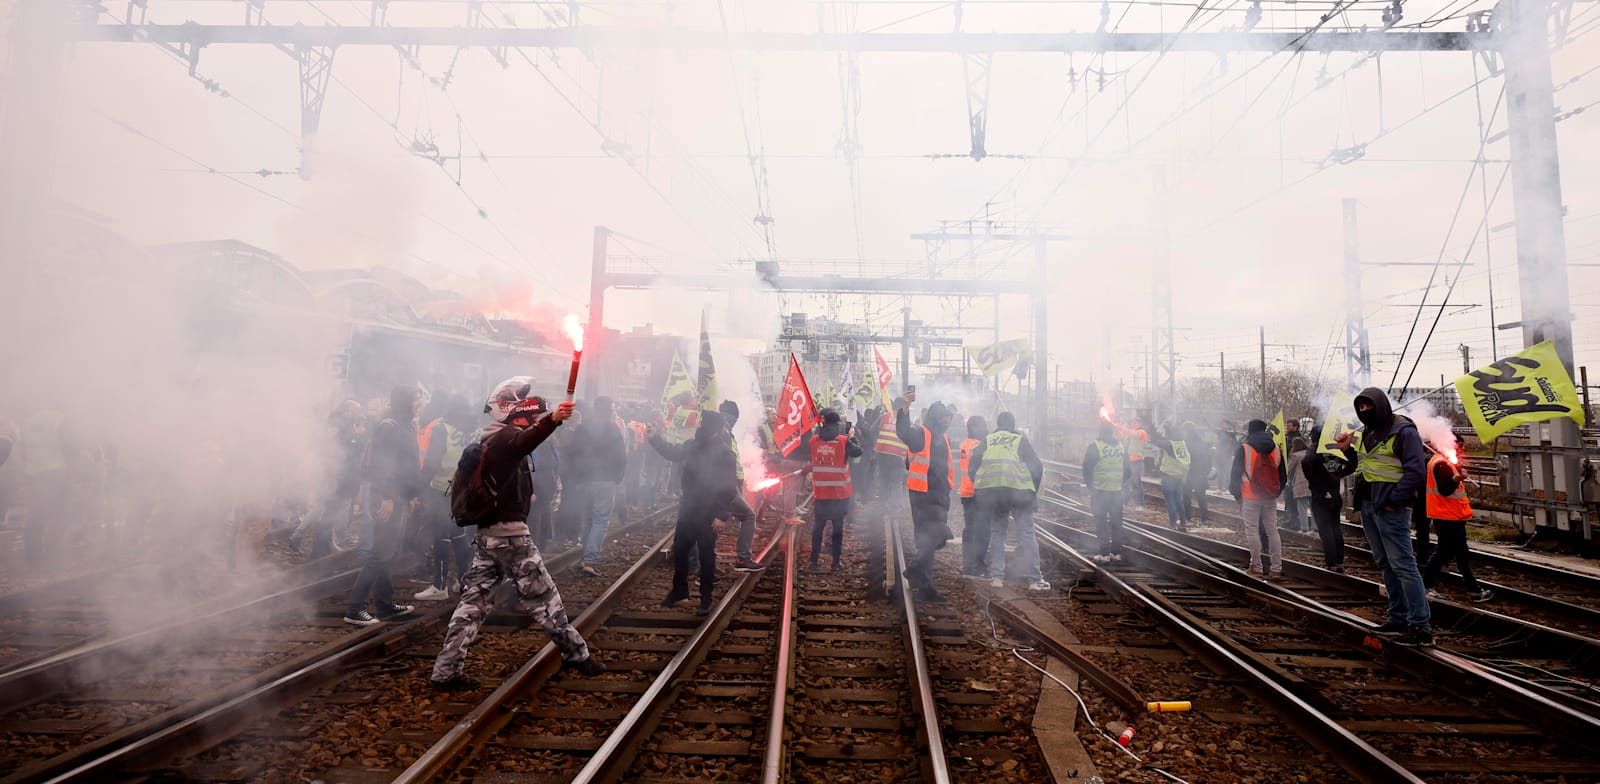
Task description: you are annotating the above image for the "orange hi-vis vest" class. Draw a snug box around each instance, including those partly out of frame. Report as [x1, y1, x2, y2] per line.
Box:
[809, 434, 853, 500]
[958, 437, 981, 498]
[1425, 454, 1472, 521]
[417, 417, 444, 470]
[906, 426, 956, 493]
[1240, 443, 1281, 501]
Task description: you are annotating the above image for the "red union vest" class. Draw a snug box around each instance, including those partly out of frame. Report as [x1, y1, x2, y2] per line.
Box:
[809, 434, 853, 500]
[1425, 454, 1472, 521]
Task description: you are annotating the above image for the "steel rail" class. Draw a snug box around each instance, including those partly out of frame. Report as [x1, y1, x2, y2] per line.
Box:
[1036, 510, 1600, 751]
[28, 507, 677, 784]
[760, 524, 800, 784]
[890, 516, 952, 784]
[1029, 525, 1427, 784]
[391, 527, 675, 784]
[569, 526, 790, 784]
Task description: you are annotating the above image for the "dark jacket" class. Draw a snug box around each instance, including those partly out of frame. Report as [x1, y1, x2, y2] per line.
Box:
[969, 429, 1044, 491]
[649, 411, 740, 520]
[477, 414, 563, 523]
[1229, 427, 1288, 501]
[1301, 449, 1345, 502]
[1337, 386, 1428, 509]
[897, 402, 954, 506]
[530, 438, 560, 495]
[571, 416, 627, 483]
[1186, 435, 1213, 483]
[369, 413, 423, 505]
[331, 414, 367, 496]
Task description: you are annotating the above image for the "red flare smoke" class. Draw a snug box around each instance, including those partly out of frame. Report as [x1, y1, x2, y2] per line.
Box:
[754, 477, 781, 491]
[562, 314, 585, 351]
[1099, 405, 1114, 424]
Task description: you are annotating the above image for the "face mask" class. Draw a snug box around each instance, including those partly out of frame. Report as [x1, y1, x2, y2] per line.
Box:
[1356, 408, 1378, 427]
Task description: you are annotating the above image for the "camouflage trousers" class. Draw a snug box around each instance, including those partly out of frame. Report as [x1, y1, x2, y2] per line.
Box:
[430, 533, 590, 682]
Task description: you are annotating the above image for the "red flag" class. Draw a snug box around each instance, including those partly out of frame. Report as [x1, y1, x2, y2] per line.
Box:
[774, 354, 820, 457]
[872, 347, 896, 409]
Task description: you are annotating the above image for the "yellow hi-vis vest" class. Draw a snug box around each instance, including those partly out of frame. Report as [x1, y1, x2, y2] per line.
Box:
[1091, 440, 1125, 492]
[1356, 432, 1403, 484]
[22, 411, 65, 476]
[727, 432, 745, 482]
[974, 431, 1033, 492]
[430, 423, 466, 492]
[1159, 440, 1191, 479]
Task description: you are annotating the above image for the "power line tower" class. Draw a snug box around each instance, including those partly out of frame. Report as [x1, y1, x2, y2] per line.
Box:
[1152, 167, 1176, 419]
[1343, 198, 1372, 391]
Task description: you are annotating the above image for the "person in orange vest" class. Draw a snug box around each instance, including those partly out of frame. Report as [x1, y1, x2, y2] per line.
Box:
[897, 389, 956, 603]
[957, 415, 990, 577]
[805, 409, 863, 571]
[1228, 419, 1287, 579]
[1420, 446, 1492, 603]
[1121, 417, 1149, 507]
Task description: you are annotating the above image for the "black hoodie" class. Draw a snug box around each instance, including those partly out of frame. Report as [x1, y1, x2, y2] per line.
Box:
[648, 410, 740, 520]
[1337, 386, 1428, 509]
[1228, 420, 1288, 501]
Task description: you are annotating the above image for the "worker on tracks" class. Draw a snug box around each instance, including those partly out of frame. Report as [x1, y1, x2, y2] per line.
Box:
[718, 400, 766, 573]
[415, 394, 473, 602]
[1150, 423, 1192, 532]
[430, 379, 604, 691]
[1121, 417, 1149, 508]
[1421, 445, 1492, 603]
[1229, 419, 1287, 580]
[805, 408, 863, 572]
[572, 396, 627, 578]
[1084, 421, 1128, 563]
[1334, 387, 1433, 646]
[972, 411, 1049, 591]
[876, 399, 911, 514]
[957, 415, 990, 577]
[649, 409, 742, 617]
[344, 386, 421, 627]
[897, 389, 956, 603]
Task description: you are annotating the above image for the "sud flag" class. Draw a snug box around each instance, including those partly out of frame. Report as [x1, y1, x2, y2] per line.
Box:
[696, 308, 718, 412]
[774, 354, 820, 457]
[965, 339, 1031, 378]
[1317, 390, 1360, 456]
[660, 350, 698, 444]
[1270, 410, 1287, 457]
[849, 366, 878, 412]
[1455, 340, 1586, 441]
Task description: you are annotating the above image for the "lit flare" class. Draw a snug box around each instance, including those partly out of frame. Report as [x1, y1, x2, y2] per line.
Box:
[753, 477, 781, 491]
[562, 314, 585, 351]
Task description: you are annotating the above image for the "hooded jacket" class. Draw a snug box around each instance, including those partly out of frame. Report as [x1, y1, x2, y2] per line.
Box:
[1337, 386, 1428, 509]
[476, 413, 563, 534]
[648, 410, 740, 520]
[1228, 420, 1288, 500]
[897, 401, 954, 505]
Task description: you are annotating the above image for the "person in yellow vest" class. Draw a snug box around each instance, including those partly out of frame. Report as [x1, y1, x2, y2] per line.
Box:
[416, 394, 474, 601]
[1334, 386, 1433, 646]
[1082, 421, 1128, 563]
[971, 412, 1048, 591]
[1228, 419, 1287, 579]
[957, 415, 990, 577]
[1149, 423, 1192, 531]
[1420, 445, 1492, 603]
[897, 390, 956, 603]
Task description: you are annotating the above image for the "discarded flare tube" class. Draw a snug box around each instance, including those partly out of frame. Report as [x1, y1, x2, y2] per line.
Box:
[1146, 701, 1192, 712]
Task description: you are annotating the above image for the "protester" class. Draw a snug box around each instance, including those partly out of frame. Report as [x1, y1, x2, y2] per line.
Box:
[1285, 437, 1313, 533]
[345, 386, 421, 627]
[719, 400, 765, 573]
[1422, 446, 1492, 603]
[805, 409, 863, 571]
[652, 411, 740, 616]
[1183, 422, 1213, 523]
[957, 415, 990, 577]
[572, 397, 626, 578]
[897, 390, 955, 602]
[1083, 421, 1128, 563]
[1229, 419, 1287, 579]
[1150, 423, 1192, 531]
[972, 412, 1048, 591]
[1302, 429, 1347, 571]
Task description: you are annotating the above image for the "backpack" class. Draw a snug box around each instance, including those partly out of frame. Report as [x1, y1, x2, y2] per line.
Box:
[449, 437, 500, 527]
[1246, 444, 1282, 498]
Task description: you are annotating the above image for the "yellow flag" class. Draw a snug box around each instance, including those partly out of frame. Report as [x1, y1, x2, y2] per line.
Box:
[696, 309, 718, 411]
[1270, 410, 1286, 457]
[1455, 340, 1586, 441]
[660, 350, 697, 443]
[1318, 390, 1360, 455]
[966, 339, 1031, 378]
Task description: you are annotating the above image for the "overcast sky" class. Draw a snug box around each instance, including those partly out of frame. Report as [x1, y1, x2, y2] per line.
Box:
[26, 0, 1600, 400]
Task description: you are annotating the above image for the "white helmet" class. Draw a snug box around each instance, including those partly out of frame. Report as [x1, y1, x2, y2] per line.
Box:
[484, 376, 545, 423]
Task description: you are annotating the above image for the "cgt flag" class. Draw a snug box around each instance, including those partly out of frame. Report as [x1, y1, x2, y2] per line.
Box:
[1455, 340, 1586, 441]
[966, 339, 1031, 378]
[774, 354, 820, 457]
[872, 347, 896, 410]
[696, 309, 718, 412]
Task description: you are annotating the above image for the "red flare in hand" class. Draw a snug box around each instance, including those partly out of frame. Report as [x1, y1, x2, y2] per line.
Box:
[754, 477, 781, 491]
[1099, 405, 1114, 424]
[562, 314, 585, 351]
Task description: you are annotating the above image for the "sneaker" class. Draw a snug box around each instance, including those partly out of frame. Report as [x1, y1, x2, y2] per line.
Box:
[1110, 554, 1124, 563]
[808, 560, 821, 572]
[1027, 580, 1053, 592]
[661, 590, 688, 608]
[1425, 589, 1443, 601]
[830, 560, 842, 572]
[1327, 564, 1345, 573]
[735, 558, 766, 572]
[1370, 621, 1408, 637]
[415, 586, 450, 601]
[343, 611, 380, 627]
[430, 674, 480, 691]
[696, 599, 713, 617]
[377, 604, 414, 621]
[1395, 627, 1434, 646]
[1469, 588, 1494, 603]
[1267, 571, 1286, 581]
[1092, 555, 1109, 564]
[564, 656, 607, 677]
[1246, 567, 1265, 577]
[990, 578, 1004, 589]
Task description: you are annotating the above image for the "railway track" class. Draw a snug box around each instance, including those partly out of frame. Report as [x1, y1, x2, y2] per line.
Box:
[0, 506, 680, 784]
[1030, 499, 1600, 782]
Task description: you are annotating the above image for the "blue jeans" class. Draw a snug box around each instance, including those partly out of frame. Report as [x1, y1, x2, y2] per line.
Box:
[1361, 501, 1432, 630]
[580, 481, 618, 566]
[1161, 475, 1188, 528]
[984, 489, 1041, 583]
